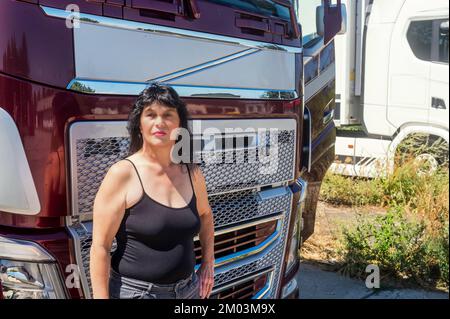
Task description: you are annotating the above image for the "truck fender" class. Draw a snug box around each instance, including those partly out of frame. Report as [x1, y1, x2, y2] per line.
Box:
[387, 123, 449, 173]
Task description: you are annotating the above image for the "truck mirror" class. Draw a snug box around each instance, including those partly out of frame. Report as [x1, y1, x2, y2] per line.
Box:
[316, 5, 325, 37]
[316, 1, 346, 41]
[440, 21, 449, 34]
[337, 3, 347, 35]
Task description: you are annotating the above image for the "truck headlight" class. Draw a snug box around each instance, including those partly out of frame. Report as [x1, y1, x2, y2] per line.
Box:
[0, 236, 67, 299]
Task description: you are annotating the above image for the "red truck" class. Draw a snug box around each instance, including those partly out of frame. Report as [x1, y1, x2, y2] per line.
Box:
[0, 0, 342, 299]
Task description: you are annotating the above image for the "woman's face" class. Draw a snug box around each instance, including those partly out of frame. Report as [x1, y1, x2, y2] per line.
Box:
[139, 102, 181, 148]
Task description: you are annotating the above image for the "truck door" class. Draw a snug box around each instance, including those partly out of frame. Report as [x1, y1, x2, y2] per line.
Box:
[388, 18, 432, 129]
[429, 19, 449, 129]
[296, 0, 342, 241]
[301, 39, 337, 241]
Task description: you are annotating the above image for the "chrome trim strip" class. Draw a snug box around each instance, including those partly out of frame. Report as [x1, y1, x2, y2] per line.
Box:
[66, 79, 298, 99]
[193, 213, 283, 241]
[66, 226, 92, 299]
[194, 217, 283, 268]
[66, 79, 146, 96]
[323, 109, 335, 125]
[281, 277, 298, 298]
[296, 177, 308, 202]
[253, 271, 274, 299]
[211, 267, 274, 296]
[304, 62, 336, 102]
[258, 187, 289, 201]
[194, 131, 258, 152]
[304, 106, 312, 172]
[41, 6, 302, 54]
[65, 215, 94, 226]
[149, 48, 260, 83]
[213, 219, 282, 267]
[200, 180, 294, 197]
[275, 187, 294, 296]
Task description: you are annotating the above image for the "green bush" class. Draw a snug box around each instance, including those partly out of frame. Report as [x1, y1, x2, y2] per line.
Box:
[340, 207, 430, 283]
[320, 162, 449, 289]
[320, 173, 384, 206]
[341, 206, 448, 288]
[425, 222, 449, 285]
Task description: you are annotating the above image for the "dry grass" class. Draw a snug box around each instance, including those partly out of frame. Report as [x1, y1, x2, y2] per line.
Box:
[300, 202, 385, 270]
[305, 159, 449, 290]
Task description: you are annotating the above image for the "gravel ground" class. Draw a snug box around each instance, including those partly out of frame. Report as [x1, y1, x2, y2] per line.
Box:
[297, 262, 448, 299]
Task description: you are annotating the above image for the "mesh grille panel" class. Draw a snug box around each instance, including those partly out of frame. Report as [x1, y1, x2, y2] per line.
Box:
[76, 137, 129, 215]
[199, 130, 295, 194]
[210, 189, 290, 229]
[71, 126, 295, 216]
[212, 271, 270, 299]
[68, 119, 296, 299]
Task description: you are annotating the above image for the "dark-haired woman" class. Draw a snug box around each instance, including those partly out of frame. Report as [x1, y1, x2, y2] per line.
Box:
[90, 84, 215, 299]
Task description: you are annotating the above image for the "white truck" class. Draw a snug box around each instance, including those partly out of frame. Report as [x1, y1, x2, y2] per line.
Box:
[331, 0, 449, 177]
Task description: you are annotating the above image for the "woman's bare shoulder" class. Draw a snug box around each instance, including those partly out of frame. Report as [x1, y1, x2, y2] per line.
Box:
[190, 165, 206, 184]
[103, 159, 134, 184]
[190, 165, 209, 197]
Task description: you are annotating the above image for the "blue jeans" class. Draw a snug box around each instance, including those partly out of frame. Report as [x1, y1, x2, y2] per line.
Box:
[109, 269, 201, 299]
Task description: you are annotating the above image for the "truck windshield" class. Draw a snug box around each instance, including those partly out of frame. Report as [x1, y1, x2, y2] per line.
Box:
[207, 0, 291, 20]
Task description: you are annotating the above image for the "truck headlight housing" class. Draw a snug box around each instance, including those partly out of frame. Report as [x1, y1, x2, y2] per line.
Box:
[0, 236, 67, 299]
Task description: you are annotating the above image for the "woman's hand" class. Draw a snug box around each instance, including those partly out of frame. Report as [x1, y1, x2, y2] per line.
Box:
[197, 261, 215, 299]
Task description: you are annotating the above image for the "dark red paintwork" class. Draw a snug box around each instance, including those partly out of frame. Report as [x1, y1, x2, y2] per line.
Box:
[16, 0, 301, 49]
[0, 0, 75, 88]
[1, 0, 300, 90]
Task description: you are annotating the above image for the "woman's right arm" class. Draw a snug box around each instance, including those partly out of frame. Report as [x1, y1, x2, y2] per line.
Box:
[90, 161, 131, 299]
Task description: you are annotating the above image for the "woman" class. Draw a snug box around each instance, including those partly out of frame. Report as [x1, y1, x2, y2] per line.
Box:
[90, 83, 215, 299]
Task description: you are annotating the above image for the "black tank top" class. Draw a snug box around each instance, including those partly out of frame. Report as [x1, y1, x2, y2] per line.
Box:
[111, 159, 201, 284]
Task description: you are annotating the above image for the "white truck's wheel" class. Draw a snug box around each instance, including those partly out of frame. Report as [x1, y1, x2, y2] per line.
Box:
[414, 153, 439, 176]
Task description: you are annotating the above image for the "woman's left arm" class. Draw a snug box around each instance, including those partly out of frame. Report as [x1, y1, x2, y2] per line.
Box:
[192, 168, 215, 299]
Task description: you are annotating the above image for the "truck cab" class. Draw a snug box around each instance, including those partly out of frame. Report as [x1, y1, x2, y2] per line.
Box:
[0, 0, 342, 299]
[332, 0, 449, 177]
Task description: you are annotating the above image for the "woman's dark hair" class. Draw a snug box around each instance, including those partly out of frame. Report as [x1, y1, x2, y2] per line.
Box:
[127, 83, 195, 168]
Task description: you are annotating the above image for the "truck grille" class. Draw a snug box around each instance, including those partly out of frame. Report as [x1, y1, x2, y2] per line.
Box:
[67, 118, 296, 299]
[194, 218, 280, 264]
[209, 188, 291, 229]
[199, 130, 295, 194]
[211, 269, 273, 299]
